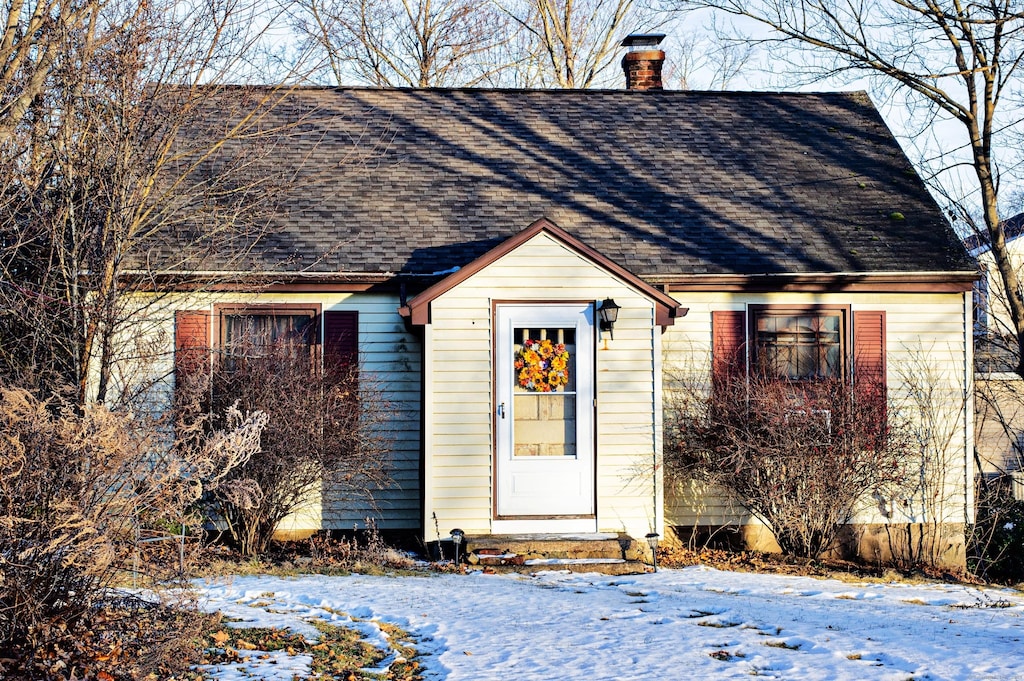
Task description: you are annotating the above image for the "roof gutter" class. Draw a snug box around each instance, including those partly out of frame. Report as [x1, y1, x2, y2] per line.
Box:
[655, 271, 978, 293]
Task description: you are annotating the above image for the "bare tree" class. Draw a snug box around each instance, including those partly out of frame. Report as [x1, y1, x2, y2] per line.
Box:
[0, 0, 109, 145]
[664, 23, 755, 89]
[291, 0, 514, 86]
[0, 0, 296, 404]
[668, 0, 1024, 370]
[500, 0, 659, 88]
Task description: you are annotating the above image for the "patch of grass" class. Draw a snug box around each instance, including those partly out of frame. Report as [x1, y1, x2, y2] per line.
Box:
[765, 640, 801, 650]
[709, 649, 745, 661]
[192, 619, 424, 681]
[697, 620, 741, 628]
[685, 609, 721, 618]
[847, 653, 862, 660]
[901, 598, 929, 606]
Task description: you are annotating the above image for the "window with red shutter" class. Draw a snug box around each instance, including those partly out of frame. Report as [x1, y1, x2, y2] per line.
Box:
[712, 307, 886, 395]
[753, 309, 844, 380]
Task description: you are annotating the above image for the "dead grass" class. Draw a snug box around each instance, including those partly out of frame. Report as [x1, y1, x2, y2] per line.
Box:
[193, 531, 426, 579]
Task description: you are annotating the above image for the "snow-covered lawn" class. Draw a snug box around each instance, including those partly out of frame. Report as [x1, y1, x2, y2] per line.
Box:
[197, 566, 1024, 680]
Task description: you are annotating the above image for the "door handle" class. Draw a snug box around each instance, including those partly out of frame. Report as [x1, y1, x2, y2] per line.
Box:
[497, 402, 505, 419]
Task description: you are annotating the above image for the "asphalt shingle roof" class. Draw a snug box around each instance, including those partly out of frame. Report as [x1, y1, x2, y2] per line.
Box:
[161, 87, 974, 279]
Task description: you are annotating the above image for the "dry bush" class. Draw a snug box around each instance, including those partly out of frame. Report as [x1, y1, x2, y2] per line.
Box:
[666, 372, 910, 559]
[181, 342, 392, 558]
[0, 386, 263, 678]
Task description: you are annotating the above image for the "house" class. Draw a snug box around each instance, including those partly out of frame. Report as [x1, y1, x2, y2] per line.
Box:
[967, 213, 1024, 492]
[131, 42, 978, 565]
[966, 212, 1024, 340]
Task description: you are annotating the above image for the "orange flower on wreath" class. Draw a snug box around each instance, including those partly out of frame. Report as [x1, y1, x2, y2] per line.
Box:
[515, 339, 570, 392]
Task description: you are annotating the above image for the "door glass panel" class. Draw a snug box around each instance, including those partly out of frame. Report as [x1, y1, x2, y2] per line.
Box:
[512, 327, 576, 457]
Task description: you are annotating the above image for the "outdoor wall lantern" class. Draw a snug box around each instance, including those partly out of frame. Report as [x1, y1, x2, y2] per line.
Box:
[450, 528, 465, 565]
[596, 298, 621, 339]
[645, 532, 660, 572]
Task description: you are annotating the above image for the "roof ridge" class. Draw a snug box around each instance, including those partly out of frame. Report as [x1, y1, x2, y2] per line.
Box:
[202, 84, 869, 98]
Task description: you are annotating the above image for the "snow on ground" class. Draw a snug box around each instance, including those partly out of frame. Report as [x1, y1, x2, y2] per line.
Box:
[196, 566, 1024, 680]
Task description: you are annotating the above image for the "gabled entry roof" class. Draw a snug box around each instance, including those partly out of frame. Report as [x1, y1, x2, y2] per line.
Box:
[399, 219, 685, 326]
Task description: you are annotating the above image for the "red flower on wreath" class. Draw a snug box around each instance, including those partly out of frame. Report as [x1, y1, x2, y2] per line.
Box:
[515, 338, 570, 392]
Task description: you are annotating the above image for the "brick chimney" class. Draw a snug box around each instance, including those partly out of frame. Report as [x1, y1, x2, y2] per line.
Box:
[621, 33, 666, 90]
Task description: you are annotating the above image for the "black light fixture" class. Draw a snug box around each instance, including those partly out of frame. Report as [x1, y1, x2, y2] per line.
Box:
[596, 298, 621, 339]
[450, 528, 465, 565]
[645, 532, 660, 572]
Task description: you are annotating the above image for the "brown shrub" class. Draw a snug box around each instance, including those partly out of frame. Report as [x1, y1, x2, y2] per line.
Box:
[0, 386, 262, 678]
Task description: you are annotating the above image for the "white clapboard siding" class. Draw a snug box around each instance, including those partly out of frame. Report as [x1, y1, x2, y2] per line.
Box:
[662, 291, 971, 529]
[320, 294, 422, 529]
[423, 231, 662, 537]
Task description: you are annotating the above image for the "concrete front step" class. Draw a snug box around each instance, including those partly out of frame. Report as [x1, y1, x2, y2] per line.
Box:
[475, 558, 650, 576]
[463, 533, 651, 575]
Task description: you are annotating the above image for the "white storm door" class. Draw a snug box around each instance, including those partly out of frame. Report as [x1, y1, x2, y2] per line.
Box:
[495, 304, 594, 517]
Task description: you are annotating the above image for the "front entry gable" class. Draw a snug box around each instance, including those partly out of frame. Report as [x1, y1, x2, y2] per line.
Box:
[399, 218, 685, 327]
[415, 218, 681, 539]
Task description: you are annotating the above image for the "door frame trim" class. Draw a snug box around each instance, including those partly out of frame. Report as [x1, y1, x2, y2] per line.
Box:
[491, 300, 598, 521]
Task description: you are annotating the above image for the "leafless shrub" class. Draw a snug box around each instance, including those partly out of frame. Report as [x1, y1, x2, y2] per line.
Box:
[665, 370, 909, 559]
[0, 386, 262, 678]
[180, 340, 392, 558]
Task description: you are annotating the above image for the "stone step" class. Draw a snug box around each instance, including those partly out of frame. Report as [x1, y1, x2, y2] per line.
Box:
[474, 558, 650, 576]
[462, 533, 651, 575]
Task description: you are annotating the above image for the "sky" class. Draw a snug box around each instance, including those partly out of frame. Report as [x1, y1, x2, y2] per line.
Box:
[196, 566, 1024, 680]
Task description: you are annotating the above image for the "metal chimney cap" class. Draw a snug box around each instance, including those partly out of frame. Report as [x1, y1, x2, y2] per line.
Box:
[620, 33, 666, 50]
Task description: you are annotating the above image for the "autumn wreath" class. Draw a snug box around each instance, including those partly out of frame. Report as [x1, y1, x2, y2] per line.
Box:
[514, 338, 570, 392]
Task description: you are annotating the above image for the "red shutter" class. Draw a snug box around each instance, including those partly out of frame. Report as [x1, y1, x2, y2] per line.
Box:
[174, 310, 211, 382]
[853, 310, 886, 410]
[324, 310, 358, 370]
[712, 310, 746, 386]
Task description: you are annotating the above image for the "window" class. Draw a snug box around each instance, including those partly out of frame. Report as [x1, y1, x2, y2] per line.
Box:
[752, 308, 845, 380]
[217, 305, 320, 369]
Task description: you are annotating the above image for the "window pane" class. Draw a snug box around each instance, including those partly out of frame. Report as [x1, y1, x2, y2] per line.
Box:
[222, 311, 316, 369]
[225, 313, 314, 349]
[513, 327, 575, 393]
[755, 311, 842, 380]
[512, 326, 577, 457]
[513, 393, 576, 457]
